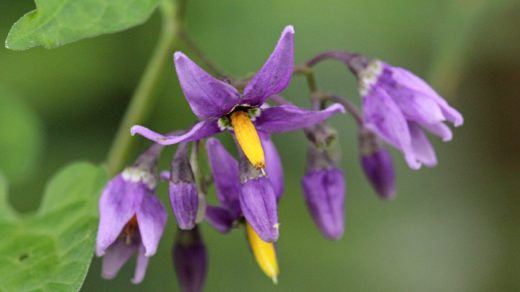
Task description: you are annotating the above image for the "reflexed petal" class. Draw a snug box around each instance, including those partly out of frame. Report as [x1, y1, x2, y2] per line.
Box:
[136, 194, 167, 256]
[361, 149, 396, 199]
[388, 89, 445, 125]
[409, 122, 437, 167]
[101, 238, 138, 280]
[205, 205, 235, 233]
[131, 245, 149, 284]
[242, 25, 295, 106]
[301, 168, 345, 240]
[259, 133, 284, 199]
[239, 177, 279, 242]
[254, 104, 345, 134]
[131, 120, 221, 145]
[174, 52, 240, 119]
[96, 175, 144, 256]
[391, 66, 463, 126]
[169, 182, 199, 230]
[363, 88, 419, 169]
[423, 122, 453, 142]
[205, 138, 241, 215]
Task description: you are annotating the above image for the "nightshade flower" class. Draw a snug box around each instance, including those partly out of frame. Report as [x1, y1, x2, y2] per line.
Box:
[131, 25, 345, 173]
[173, 227, 208, 292]
[96, 144, 167, 284]
[355, 58, 463, 169]
[168, 143, 199, 230]
[204, 138, 281, 242]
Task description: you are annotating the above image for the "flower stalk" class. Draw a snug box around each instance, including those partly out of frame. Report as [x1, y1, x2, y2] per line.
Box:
[106, 0, 185, 176]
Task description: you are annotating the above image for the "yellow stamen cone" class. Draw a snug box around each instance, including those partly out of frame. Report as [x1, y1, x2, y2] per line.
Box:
[246, 222, 279, 284]
[230, 111, 265, 170]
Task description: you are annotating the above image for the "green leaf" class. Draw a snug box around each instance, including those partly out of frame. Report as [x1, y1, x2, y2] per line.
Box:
[0, 162, 107, 291]
[0, 86, 43, 184]
[5, 0, 160, 50]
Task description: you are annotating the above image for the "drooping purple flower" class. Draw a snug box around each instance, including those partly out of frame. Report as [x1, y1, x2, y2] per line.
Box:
[173, 227, 208, 292]
[169, 143, 199, 230]
[131, 25, 345, 172]
[204, 138, 280, 242]
[96, 144, 167, 284]
[356, 58, 463, 169]
[359, 129, 396, 199]
[301, 140, 345, 241]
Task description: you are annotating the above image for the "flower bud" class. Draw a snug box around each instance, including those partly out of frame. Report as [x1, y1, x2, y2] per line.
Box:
[239, 155, 279, 242]
[173, 227, 207, 292]
[169, 143, 199, 230]
[301, 166, 345, 240]
[301, 126, 345, 240]
[359, 130, 396, 199]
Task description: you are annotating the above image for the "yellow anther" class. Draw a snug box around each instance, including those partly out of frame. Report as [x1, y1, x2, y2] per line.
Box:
[230, 111, 265, 170]
[246, 222, 279, 284]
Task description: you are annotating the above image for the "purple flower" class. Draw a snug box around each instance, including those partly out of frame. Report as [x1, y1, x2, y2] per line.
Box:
[361, 148, 396, 200]
[358, 59, 463, 169]
[131, 25, 345, 172]
[96, 145, 167, 284]
[173, 228, 207, 292]
[204, 138, 280, 242]
[169, 143, 199, 230]
[302, 168, 345, 240]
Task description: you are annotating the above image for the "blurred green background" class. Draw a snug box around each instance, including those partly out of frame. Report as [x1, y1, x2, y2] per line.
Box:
[1, 0, 519, 291]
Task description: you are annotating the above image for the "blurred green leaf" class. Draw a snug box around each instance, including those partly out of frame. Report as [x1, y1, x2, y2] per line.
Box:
[0, 86, 42, 184]
[5, 0, 160, 50]
[0, 162, 107, 291]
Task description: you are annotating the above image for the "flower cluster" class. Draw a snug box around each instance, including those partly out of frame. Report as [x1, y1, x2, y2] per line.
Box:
[96, 25, 462, 290]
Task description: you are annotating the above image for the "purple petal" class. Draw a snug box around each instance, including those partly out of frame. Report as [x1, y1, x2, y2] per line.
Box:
[255, 103, 345, 134]
[361, 149, 396, 199]
[363, 88, 419, 169]
[242, 26, 295, 106]
[96, 175, 145, 256]
[301, 168, 345, 240]
[239, 177, 279, 242]
[205, 138, 241, 215]
[409, 122, 437, 168]
[174, 52, 240, 119]
[169, 182, 199, 230]
[259, 133, 284, 200]
[205, 205, 235, 233]
[101, 238, 138, 280]
[387, 88, 445, 125]
[422, 122, 453, 142]
[131, 245, 150, 284]
[390, 65, 463, 126]
[131, 120, 221, 145]
[136, 194, 167, 256]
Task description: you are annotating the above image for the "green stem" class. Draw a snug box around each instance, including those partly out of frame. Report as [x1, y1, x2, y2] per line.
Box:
[106, 0, 184, 176]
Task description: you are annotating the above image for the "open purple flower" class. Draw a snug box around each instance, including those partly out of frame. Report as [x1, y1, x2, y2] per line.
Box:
[358, 59, 463, 169]
[96, 145, 167, 284]
[131, 25, 345, 172]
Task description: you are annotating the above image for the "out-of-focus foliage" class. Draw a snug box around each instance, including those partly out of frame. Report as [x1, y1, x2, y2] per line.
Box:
[0, 163, 107, 291]
[0, 86, 42, 183]
[5, 0, 160, 50]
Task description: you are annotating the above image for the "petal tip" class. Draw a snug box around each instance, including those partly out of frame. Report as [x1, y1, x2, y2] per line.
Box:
[173, 51, 187, 62]
[283, 25, 295, 35]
